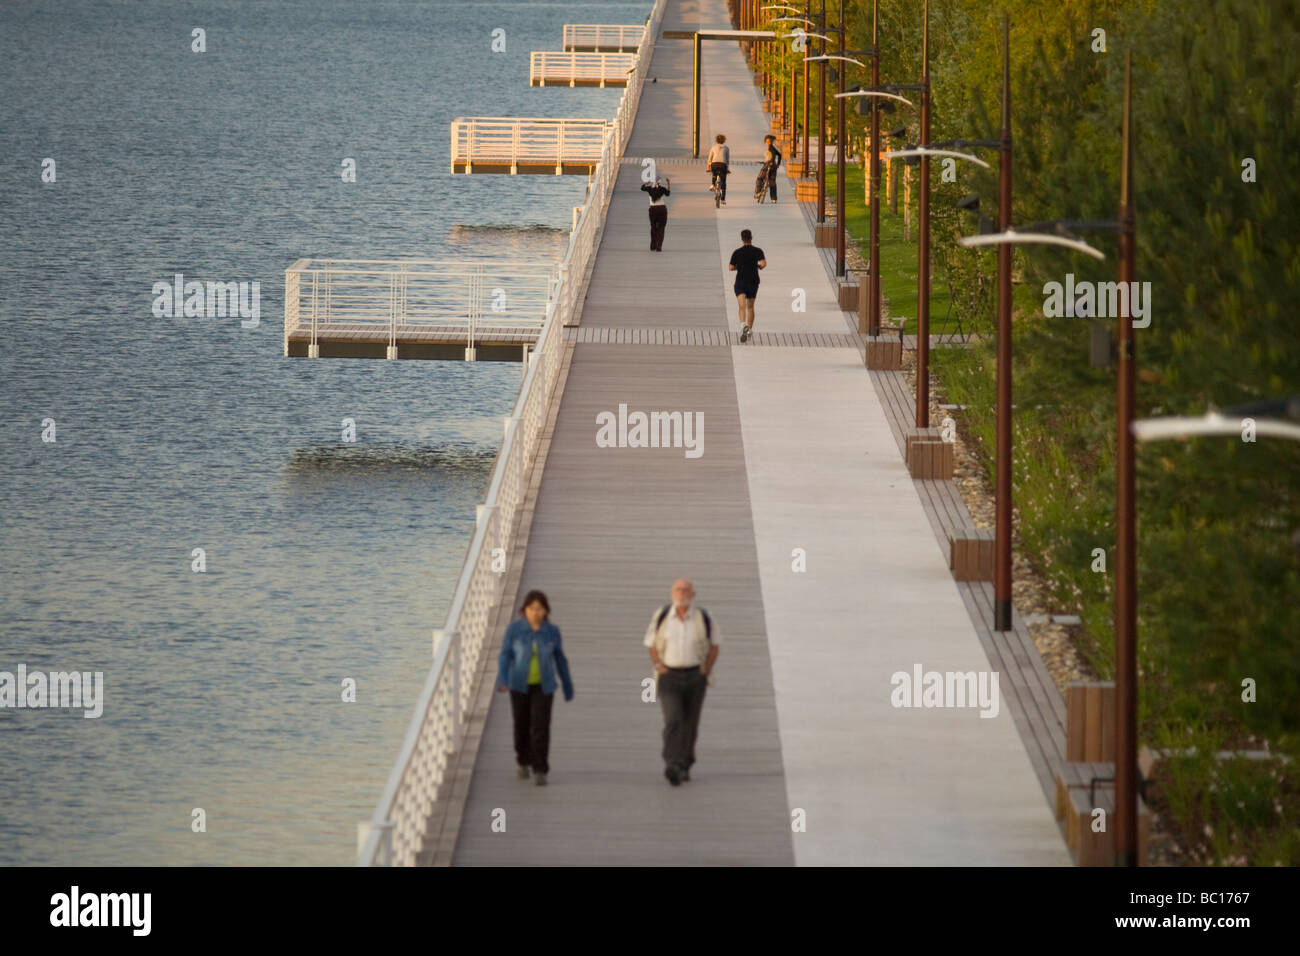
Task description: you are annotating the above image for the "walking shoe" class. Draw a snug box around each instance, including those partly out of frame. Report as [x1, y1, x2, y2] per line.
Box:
[517, 765, 530, 779]
[665, 764, 682, 786]
[534, 772, 547, 786]
[739, 325, 749, 342]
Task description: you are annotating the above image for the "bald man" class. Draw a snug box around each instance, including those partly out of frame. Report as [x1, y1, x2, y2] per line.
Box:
[644, 579, 720, 785]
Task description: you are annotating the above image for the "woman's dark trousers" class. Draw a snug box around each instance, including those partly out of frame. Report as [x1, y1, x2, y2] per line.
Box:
[648, 205, 668, 250]
[510, 685, 554, 773]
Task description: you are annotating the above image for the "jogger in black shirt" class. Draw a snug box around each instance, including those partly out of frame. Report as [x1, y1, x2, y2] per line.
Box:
[728, 229, 767, 341]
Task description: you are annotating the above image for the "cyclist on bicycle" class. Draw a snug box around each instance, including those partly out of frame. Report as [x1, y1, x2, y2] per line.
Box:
[706, 134, 730, 205]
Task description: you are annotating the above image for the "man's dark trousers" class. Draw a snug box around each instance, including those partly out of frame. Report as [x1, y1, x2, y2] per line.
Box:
[648, 205, 667, 250]
[510, 684, 554, 773]
[658, 667, 707, 771]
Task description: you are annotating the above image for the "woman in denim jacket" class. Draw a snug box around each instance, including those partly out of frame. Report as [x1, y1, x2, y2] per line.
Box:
[496, 590, 574, 786]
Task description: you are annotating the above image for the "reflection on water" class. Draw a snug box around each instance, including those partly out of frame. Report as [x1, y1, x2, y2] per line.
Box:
[445, 223, 570, 259]
[283, 443, 498, 480]
[0, 0, 645, 865]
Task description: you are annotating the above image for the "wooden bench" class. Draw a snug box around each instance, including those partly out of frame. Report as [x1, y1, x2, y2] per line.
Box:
[1064, 772, 1150, 866]
[864, 335, 902, 369]
[1066, 681, 1116, 762]
[1054, 761, 1113, 822]
[794, 178, 818, 201]
[814, 222, 836, 248]
[838, 279, 858, 311]
[905, 427, 954, 479]
[949, 526, 994, 581]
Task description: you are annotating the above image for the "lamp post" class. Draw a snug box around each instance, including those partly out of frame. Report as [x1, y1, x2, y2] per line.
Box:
[1114, 49, 1139, 869]
[809, 40, 871, 276]
[869, 0, 879, 333]
[803, 3, 810, 172]
[818, 2, 827, 223]
[840, 85, 914, 337]
[956, 43, 1142, 868]
[838, 7, 847, 276]
[774, 13, 825, 176]
[806, 50, 871, 237]
[994, 20, 1013, 635]
[918, 0, 930, 424]
[885, 141, 993, 422]
[764, 6, 803, 138]
[950, 18, 1025, 634]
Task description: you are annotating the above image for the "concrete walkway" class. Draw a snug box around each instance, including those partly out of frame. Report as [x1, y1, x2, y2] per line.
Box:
[450, 0, 1068, 865]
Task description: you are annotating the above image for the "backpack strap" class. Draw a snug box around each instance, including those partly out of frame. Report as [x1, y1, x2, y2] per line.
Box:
[655, 604, 712, 641]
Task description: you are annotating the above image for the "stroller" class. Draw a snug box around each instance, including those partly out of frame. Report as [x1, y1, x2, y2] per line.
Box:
[753, 160, 774, 203]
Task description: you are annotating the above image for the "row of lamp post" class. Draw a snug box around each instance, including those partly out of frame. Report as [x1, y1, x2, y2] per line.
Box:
[756, 4, 1147, 866]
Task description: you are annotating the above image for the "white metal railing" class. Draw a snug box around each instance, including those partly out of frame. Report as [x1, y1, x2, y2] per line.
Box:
[357, 0, 666, 867]
[530, 51, 637, 87]
[562, 23, 644, 51]
[450, 118, 609, 174]
[281, 260, 555, 355]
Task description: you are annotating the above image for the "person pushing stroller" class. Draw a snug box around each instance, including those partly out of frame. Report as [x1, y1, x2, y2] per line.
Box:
[753, 134, 782, 203]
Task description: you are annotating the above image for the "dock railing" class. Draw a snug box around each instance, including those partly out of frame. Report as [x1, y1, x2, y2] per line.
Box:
[530, 50, 637, 87]
[282, 260, 555, 356]
[450, 117, 610, 174]
[562, 23, 644, 51]
[357, 0, 666, 867]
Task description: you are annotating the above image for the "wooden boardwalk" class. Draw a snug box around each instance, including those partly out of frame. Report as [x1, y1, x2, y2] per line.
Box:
[451, 0, 794, 866]
[563, 326, 863, 347]
[444, 0, 1069, 866]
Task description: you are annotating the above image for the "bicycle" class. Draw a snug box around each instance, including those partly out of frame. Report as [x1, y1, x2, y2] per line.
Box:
[709, 163, 728, 208]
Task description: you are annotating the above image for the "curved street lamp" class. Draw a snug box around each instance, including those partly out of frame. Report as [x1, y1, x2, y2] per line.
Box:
[883, 146, 990, 169]
[803, 54, 870, 68]
[836, 89, 914, 107]
[1133, 403, 1300, 443]
[957, 228, 1106, 260]
[782, 30, 834, 43]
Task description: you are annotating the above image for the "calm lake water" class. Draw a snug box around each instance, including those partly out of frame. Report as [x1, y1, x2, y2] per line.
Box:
[0, 0, 647, 865]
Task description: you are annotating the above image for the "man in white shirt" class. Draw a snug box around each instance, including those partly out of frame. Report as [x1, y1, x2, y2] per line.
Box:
[644, 578, 720, 785]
